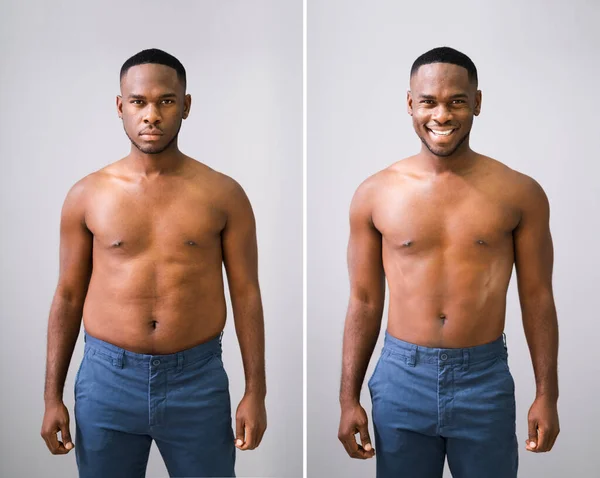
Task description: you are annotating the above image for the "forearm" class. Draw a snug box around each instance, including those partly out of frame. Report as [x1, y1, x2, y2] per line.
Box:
[44, 295, 84, 404]
[232, 286, 266, 398]
[340, 298, 384, 406]
[521, 292, 559, 400]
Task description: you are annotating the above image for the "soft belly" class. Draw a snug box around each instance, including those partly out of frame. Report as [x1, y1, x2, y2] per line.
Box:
[82, 259, 227, 353]
[386, 253, 513, 347]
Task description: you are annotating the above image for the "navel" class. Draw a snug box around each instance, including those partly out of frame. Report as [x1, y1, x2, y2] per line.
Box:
[110, 240, 123, 248]
[185, 240, 197, 246]
[475, 239, 487, 245]
[402, 240, 413, 247]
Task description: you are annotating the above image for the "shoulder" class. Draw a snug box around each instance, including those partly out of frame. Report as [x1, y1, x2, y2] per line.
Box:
[186, 160, 252, 219]
[478, 155, 549, 217]
[350, 157, 416, 223]
[351, 157, 417, 207]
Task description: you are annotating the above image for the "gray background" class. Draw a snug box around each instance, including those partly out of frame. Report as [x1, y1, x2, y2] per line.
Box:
[0, 1, 302, 477]
[308, 0, 599, 477]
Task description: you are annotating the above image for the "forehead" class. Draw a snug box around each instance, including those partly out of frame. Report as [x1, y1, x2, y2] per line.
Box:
[120, 63, 182, 94]
[410, 63, 473, 95]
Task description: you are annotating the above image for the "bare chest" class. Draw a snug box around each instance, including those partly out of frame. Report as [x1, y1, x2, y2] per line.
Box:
[86, 187, 225, 256]
[373, 185, 520, 254]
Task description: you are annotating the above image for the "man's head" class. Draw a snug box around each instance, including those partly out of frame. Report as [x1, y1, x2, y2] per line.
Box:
[117, 48, 191, 155]
[407, 47, 481, 158]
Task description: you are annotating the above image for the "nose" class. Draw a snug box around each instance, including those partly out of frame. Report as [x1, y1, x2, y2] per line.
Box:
[143, 103, 162, 125]
[431, 104, 452, 124]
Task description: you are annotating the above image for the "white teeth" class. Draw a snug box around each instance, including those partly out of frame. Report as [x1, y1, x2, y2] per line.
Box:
[429, 129, 454, 136]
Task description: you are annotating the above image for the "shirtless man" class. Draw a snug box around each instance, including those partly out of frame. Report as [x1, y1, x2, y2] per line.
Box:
[40, 49, 267, 478]
[338, 47, 559, 477]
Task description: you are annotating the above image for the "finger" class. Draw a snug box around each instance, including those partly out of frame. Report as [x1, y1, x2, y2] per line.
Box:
[548, 429, 559, 451]
[339, 431, 359, 458]
[255, 425, 266, 448]
[342, 433, 369, 459]
[536, 427, 548, 452]
[60, 422, 74, 451]
[526, 419, 538, 451]
[241, 424, 256, 450]
[235, 416, 245, 449]
[46, 430, 68, 455]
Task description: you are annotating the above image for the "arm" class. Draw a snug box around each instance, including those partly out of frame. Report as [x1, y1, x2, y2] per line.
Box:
[513, 177, 559, 453]
[41, 179, 93, 454]
[221, 179, 266, 451]
[338, 180, 385, 459]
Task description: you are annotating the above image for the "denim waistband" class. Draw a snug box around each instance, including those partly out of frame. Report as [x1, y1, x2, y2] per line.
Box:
[383, 331, 507, 366]
[83, 331, 223, 370]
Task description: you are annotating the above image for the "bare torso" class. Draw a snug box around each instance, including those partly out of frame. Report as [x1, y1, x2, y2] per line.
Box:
[372, 154, 525, 348]
[81, 157, 230, 354]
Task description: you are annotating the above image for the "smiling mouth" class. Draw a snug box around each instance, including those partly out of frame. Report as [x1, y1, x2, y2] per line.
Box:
[427, 127, 457, 137]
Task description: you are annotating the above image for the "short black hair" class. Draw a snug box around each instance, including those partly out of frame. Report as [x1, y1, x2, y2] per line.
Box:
[120, 48, 186, 89]
[410, 47, 478, 85]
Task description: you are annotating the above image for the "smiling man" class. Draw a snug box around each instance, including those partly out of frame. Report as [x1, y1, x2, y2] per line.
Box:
[338, 47, 559, 477]
[40, 49, 267, 478]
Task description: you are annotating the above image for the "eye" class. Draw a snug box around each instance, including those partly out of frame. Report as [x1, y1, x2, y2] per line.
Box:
[130, 100, 144, 105]
[162, 99, 175, 104]
[452, 99, 466, 104]
[420, 100, 434, 104]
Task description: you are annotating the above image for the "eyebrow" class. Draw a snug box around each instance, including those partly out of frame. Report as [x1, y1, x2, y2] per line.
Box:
[127, 93, 178, 100]
[418, 93, 469, 100]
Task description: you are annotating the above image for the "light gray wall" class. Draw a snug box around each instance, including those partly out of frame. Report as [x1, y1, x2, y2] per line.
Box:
[308, 0, 599, 477]
[0, 1, 302, 477]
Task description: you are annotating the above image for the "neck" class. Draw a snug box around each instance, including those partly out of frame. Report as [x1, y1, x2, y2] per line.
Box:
[418, 140, 478, 175]
[126, 141, 186, 177]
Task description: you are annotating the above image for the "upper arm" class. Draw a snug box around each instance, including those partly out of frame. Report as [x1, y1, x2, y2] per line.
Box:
[513, 176, 554, 301]
[347, 179, 385, 307]
[221, 178, 260, 296]
[56, 179, 93, 303]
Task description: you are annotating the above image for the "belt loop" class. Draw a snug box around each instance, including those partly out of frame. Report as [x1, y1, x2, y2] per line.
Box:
[406, 345, 416, 367]
[177, 353, 184, 372]
[113, 351, 124, 369]
[462, 350, 469, 371]
[502, 332, 507, 350]
[219, 330, 224, 346]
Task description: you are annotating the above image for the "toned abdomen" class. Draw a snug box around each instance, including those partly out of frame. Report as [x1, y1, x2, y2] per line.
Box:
[384, 241, 515, 348]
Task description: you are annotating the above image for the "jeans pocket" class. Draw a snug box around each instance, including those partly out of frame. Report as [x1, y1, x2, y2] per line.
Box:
[74, 347, 90, 399]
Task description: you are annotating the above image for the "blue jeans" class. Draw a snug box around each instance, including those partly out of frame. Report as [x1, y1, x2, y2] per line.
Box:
[368, 332, 518, 478]
[74, 332, 236, 478]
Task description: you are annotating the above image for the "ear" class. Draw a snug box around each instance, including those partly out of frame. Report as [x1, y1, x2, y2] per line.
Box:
[183, 94, 192, 119]
[116, 95, 123, 119]
[474, 90, 482, 116]
[407, 90, 413, 116]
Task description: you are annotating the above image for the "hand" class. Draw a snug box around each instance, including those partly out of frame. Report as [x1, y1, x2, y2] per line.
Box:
[235, 393, 267, 450]
[338, 401, 375, 459]
[41, 401, 74, 455]
[526, 396, 560, 452]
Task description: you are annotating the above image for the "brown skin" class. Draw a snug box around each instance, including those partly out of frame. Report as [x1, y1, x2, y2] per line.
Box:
[338, 63, 559, 459]
[41, 63, 267, 455]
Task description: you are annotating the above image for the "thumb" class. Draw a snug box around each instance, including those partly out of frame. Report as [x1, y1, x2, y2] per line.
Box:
[235, 416, 245, 448]
[358, 423, 373, 452]
[527, 418, 538, 449]
[60, 422, 74, 451]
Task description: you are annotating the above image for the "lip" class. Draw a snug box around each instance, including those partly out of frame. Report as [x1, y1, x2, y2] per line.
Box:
[140, 132, 163, 140]
[426, 127, 457, 138]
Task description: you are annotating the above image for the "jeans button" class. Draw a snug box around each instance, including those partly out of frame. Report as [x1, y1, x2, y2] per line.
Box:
[153, 360, 160, 366]
[440, 353, 448, 361]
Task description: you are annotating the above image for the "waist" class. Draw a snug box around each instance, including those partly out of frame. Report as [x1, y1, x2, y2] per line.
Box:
[83, 330, 223, 370]
[383, 331, 507, 366]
